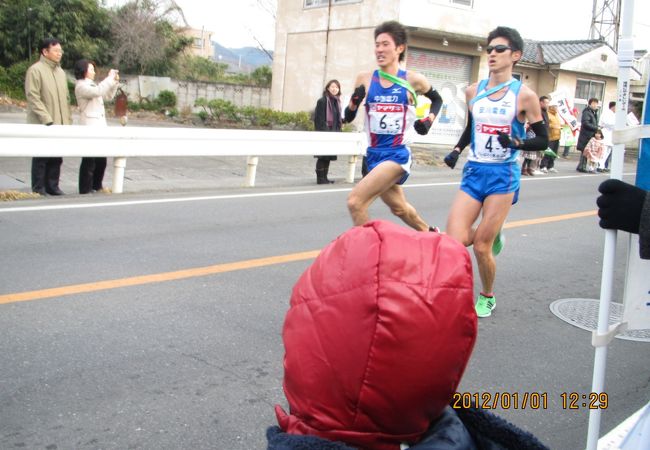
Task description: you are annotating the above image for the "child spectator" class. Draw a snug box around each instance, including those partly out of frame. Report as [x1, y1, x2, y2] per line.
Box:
[583, 129, 605, 173]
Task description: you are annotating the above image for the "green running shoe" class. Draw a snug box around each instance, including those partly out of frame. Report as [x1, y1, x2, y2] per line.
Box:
[492, 230, 505, 256]
[475, 294, 496, 318]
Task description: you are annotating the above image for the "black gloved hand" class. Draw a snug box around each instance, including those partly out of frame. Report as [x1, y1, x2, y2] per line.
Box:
[444, 150, 460, 169]
[414, 117, 432, 135]
[45, 122, 53, 126]
[597, 179, 647, 234]
[351, 85, 366, 106]
[497, 131, 519, 149]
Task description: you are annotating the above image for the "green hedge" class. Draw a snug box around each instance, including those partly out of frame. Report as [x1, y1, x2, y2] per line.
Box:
[126, 90, 177, 112]
[195, 98, 314, 131]
[0, 61, 31, 100]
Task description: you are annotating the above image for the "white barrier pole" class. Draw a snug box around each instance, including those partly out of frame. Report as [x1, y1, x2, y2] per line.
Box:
[246, 156, 259, 187]
[586, 0, 635, 448]
[346, 155, 358, 183]
[112, 157, 127, 194]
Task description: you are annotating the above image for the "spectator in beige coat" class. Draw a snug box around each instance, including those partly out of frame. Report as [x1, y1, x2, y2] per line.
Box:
[25, 38, 72, 195]
[74, 59, 119, 194]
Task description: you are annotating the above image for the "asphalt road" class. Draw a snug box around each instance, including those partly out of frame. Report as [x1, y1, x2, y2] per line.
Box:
[1, 168, 649, 449]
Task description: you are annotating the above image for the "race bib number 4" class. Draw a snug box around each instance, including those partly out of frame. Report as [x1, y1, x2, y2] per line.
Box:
[369, 103, 405, 135]
[474, 123, 511, 159]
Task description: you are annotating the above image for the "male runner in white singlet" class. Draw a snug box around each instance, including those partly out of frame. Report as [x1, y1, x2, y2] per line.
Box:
[443, 26, 548, 318]
[344, 21, 443, 231]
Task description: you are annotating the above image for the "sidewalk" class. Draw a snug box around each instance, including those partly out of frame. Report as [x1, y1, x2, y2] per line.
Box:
[0, 109, 638, 197]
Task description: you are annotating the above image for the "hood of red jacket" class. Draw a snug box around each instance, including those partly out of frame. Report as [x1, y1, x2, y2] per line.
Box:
[276, 220, 477, 449]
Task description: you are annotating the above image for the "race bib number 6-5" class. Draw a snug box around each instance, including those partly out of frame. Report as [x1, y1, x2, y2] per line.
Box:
[369, 103, 405, 135]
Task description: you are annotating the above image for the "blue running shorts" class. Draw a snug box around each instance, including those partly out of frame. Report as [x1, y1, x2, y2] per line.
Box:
[366, 145, 411, 185]
[460, 160, 520, 204]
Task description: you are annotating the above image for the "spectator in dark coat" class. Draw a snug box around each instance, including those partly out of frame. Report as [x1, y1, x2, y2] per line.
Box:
[313, 79, 343, 184]
[576, 98, 600, 172]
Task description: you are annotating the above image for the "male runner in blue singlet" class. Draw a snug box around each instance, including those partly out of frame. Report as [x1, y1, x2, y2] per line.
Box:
[344, 21, 443, 231]
[443, 27, 548, 318]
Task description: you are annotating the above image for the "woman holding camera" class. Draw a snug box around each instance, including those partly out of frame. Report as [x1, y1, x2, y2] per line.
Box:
[74, 59, 120, 194]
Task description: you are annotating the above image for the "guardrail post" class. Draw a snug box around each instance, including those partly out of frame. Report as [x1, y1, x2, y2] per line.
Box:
[112, 157, 127, 194]
[346, 155, 358, 183]
[246, 156, 259, 187]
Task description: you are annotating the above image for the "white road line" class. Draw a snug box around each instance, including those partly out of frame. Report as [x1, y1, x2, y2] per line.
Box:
[0, 172, 635, 213]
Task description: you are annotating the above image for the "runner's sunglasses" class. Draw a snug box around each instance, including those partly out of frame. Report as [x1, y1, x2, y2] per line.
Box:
[486, 45, 512, 54]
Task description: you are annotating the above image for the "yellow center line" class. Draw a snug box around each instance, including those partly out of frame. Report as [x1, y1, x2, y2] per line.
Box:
[0, 250, 320, 305]
[503, 210, 596, 229]
[0, 210, 597, 305]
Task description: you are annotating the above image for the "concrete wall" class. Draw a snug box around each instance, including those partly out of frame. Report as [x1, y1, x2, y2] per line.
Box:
[272, 0, 398, 112]
[398, 0, 492, 39]
[120, 75, 270, 111]
[175, 81, 270, 110]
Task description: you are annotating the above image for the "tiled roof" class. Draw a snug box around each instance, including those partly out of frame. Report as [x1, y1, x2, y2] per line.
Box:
[521, 40, 608, 65]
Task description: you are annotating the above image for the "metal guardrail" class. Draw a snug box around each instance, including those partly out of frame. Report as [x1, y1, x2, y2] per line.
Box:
[613, 124, 650, 144]
[0, 124, 368, 193]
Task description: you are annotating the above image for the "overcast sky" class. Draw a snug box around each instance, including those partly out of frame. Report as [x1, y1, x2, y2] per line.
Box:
[106, 0, 648, 51]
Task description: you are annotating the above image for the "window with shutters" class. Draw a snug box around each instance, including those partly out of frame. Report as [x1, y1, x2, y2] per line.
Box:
[574, 78, 605, 115]
[575, 79, 604, 102]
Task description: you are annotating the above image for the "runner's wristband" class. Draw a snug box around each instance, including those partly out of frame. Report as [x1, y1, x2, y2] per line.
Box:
[518, 120, 548, 150]
[423, 87, 443, 117]
[454, 112, 473, 151]
[344, 106, 357, 123]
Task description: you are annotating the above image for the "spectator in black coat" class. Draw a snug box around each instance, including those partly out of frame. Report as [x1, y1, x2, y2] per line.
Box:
[313, 79, 343, 184]
[576, 98, 600, 172]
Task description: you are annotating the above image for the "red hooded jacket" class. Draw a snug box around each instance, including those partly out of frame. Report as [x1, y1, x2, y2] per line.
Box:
[276, 220, 477, 449]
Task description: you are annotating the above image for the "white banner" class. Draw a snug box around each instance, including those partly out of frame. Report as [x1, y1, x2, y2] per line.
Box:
[549, 90, 580, 131]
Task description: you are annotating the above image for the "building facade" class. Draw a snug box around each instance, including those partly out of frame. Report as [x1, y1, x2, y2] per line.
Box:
[272, 0, 635, 145]
[179, 27, 216, 60]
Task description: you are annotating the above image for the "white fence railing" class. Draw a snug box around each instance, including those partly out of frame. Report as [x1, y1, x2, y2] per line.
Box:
[0, 124, 367, 193]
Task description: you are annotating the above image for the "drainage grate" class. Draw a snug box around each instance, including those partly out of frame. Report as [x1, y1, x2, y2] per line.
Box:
[549, 298, 650, 343]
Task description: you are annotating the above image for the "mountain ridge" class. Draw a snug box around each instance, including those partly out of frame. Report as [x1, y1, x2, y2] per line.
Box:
[213, 42, 273, 73]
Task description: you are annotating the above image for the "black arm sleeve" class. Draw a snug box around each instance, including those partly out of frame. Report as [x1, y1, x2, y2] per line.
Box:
[344, 106, 358, 123]
[454, 112, 473, 151]
[423, 87, 443, 117]
[519, 120, 549, 151]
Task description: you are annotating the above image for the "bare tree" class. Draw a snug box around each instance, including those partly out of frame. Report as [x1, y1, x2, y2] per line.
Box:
[161, 0, 189, 27]
[111, 0, 166, 72]
[255, 0, 277, 20]
[110, 0, 192, 74]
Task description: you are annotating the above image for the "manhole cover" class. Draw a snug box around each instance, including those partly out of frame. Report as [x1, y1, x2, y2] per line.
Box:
[550, 298, 650, 343]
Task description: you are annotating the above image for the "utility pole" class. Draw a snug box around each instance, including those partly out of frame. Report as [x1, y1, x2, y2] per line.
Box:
[26, 7, 32, 59]
[322, 0, 332, 87]
[590, 0, 621, 49]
